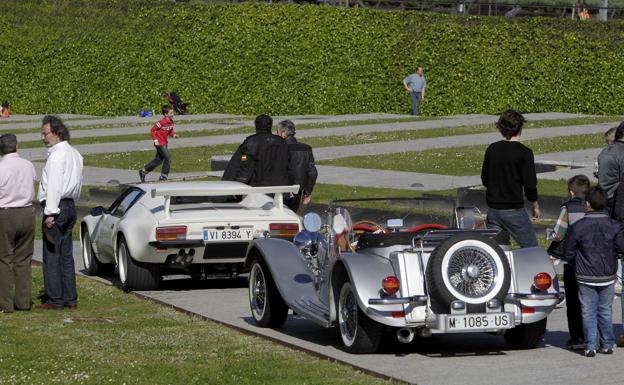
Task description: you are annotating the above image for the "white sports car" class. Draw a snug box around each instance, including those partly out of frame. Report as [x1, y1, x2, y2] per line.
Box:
[80, 181, 301, 291]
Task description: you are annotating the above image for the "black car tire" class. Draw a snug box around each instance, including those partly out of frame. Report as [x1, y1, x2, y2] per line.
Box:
[249, 257, 288, 328]
[504, 318, 547, 349]
[426, 233, 511, 313]
[337, 281, 383, 354]
[82, 231, 105, 276]
[117, 237, 160, 291]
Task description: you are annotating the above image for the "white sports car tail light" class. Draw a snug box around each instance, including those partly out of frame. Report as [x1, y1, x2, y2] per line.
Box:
[269, 223, 299, 237]
[156, 226, 187, 241]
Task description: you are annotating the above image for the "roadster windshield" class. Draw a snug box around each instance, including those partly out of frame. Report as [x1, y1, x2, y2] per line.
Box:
[330, 197, 456, 231]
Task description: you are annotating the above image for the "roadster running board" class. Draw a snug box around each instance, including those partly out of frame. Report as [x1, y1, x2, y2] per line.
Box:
[292, 298, 331, 328]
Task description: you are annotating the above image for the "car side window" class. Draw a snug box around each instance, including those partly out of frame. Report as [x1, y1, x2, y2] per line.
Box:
[111, 190, 143, 217]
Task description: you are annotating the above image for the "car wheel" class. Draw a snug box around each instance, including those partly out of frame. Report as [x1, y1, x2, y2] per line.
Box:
[249, 258, 288, 328]
[426, 233, 511, 313]
[82, 231, 104, 276]
[337, 281, 382, 354]
[504, 318, 547, 349]
[117, 236, 160, 291]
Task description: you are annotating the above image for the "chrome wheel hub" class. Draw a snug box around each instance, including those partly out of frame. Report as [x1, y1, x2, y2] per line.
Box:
[447, 247, 497, 298]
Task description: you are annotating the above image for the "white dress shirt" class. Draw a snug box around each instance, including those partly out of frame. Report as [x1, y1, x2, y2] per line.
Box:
[37, 141, 83, 215]
[0, 152, 36, 208]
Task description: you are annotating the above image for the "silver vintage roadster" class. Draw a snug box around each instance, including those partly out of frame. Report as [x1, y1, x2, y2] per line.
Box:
[245, 197, 561, 353]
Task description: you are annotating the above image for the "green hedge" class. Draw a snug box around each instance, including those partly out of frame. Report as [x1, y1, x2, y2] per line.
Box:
[0, 0, 623, 116]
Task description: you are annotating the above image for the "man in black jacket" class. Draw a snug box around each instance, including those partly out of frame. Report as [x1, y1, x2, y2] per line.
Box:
[562, 187, 624, 356]
[277, 120, 318, 212]
[222, 115, 289, 187]
[481, 109, 541, 248]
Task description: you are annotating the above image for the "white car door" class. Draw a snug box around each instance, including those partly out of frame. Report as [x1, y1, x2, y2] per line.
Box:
[97, 189, 144, 257]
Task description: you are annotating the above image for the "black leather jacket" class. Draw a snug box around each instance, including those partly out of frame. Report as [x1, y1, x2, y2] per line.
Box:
[222, 130, 289, 186]
[285, 136, 318, 195]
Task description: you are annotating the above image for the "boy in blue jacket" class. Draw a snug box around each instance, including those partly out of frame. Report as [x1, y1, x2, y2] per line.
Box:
[563, 187, 624, 357]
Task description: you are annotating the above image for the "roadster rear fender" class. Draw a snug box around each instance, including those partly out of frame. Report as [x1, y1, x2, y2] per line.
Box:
[336, 253, 407, 327]
[508, 247, 560, 322]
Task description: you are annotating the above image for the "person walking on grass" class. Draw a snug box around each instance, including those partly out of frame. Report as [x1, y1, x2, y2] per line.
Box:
[139, 105, 178, 182]
[37, 116, 83, 310]
[481, 109, 541, 248]
[562, 187, 624, 357]
[0, 134, 37, 313]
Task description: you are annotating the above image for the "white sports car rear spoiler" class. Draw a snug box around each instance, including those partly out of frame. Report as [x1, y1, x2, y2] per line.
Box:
[151, 184, 300, 218]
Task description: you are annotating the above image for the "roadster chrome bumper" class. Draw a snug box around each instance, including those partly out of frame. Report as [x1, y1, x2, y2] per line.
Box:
[368, 295, 428, 305]
[368, 292, 562, 306]
[505, 292, 563, 302]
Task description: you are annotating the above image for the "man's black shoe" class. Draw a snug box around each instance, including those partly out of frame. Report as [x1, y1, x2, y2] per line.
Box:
[598, 347, 614, 355]
[139, 170, 147, 183]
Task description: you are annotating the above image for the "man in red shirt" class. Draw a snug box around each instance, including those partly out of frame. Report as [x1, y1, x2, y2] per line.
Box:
[139, 105, 178, 182]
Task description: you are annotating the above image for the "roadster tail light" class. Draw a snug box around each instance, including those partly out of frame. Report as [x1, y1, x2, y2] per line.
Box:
[382, 276, 400, 295]
[156, 226, 187, 241]
[269, 223, 299, 237]
[534, 272, 552, 291]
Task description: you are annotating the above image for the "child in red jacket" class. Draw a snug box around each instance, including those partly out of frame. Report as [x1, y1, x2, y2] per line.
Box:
[139, 105, 178, 182]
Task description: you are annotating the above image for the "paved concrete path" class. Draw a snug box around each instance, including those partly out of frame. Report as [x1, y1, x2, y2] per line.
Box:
[13, 113, 480, 142]
[18, 120, 612, 162]
[31, 240, 623, 385]
[28, 149, 602, 191]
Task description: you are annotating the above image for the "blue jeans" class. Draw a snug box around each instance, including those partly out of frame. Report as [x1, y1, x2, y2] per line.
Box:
[410, 92, 422, 116]
[42, 199, 77, 307]
[578, 282, 615, 351]
[486, 208, 537, 248]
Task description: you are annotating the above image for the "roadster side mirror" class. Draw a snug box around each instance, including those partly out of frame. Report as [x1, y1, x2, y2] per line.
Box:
[302, 212, 322, 232]
[90, 206, 106, 216]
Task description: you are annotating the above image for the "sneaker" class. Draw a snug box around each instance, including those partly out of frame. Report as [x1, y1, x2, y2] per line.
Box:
[598, 347, 614, 354]
[139, 170, 147, 183]
[584, 349, 596, 357]
[566, 338, 585, 350]
[158, 175, 168, 181]
[617, 335, 624, 348]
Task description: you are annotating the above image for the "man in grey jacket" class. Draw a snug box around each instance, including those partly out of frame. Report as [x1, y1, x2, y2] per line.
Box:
[597, 122, 624, 211]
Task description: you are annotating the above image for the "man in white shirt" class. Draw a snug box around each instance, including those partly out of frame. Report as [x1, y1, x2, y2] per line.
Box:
[37, 116, 83, 310]
[0, 134, 37, 313]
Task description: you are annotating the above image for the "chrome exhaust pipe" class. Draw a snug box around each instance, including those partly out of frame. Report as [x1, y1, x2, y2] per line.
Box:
[396, 327, 415, 344]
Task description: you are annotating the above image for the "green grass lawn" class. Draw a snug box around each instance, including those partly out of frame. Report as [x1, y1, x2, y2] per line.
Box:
[0, 267, 396, 385]
[319, 133, 604, 176]
[83, 144, 238, 171]
[80, 117, 616, 172]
